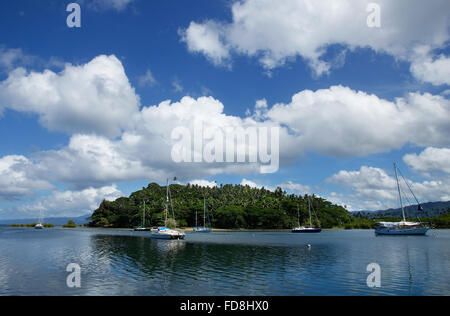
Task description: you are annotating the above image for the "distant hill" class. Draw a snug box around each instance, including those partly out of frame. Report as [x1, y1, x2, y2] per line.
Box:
[353, 201, 450, 219]
[0, 215, 91, 227]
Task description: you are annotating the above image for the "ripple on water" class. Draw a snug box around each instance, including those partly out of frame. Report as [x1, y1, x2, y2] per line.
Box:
[1, 229, 450, 295]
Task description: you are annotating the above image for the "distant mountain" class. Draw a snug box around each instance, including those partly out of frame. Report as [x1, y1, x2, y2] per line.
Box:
[353, 201, 450, 219]
[0, 215, 91, 226]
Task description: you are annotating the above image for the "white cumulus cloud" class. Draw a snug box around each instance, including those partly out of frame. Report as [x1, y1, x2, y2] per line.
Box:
[328, 165, 450, 210]
[16, 185, 123, 219]
[0, 55, 140, 137]
[404, 147, 450, 174]
[265, 86, 450, 157]
[180, 21, 231, 67]
[188, 180, 218, 188]
[410, 50, 450, 86]
[181, 0, 450, 79]
[0, 155, 53, 201]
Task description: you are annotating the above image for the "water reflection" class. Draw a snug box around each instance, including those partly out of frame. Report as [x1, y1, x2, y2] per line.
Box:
[88, 233, 345, 295]
[1, 229, 449, 296]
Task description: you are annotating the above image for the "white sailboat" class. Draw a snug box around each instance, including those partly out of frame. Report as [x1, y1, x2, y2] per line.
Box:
[134, 199, 150, 231]
[374, 163, 430, 236]
[193, 197, 211, 233]
[35, 209, 44, 229]
[151, 178, 185, 240]
[292, 196, 322, 233]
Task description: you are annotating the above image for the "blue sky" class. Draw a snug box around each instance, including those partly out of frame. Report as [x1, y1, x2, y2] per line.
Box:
[0, 0, 449, 219]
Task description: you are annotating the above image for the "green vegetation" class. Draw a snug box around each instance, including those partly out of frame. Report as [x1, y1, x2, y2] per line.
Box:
[344, 218, 375, 230]
[63, 220, 77, 228]
[11, 223, 55, 228]
[429, 213, 450, 228]
[89, 183, 353, 229]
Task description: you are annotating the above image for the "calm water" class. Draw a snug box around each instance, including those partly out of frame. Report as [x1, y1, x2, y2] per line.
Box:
[0, 228, 449, 296]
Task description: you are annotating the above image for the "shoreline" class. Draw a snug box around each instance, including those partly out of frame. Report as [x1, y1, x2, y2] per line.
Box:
[3, 226, 449, 231]
[0, 226, 356, 231]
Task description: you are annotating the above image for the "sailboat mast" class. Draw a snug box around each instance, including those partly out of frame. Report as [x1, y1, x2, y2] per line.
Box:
[394, 163, 406, 222]
[165, 178, 169, 225]
[143, 199, 146, 227]
[204, 197, 206, 228]
[308, 197, 313, 228]
[297, 205, 300, 227]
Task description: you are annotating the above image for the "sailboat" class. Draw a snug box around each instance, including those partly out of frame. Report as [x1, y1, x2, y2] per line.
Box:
[292, 197, 322, 233]
[193, 197, 211, 233]
[374, 163, 430, 236]
[151, 178, 185, 240]
[35, 209, 44, 230]
[134, 199, 151, 231]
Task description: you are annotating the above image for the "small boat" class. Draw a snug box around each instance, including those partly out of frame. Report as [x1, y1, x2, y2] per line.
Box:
[151, 178, 185, 240]
[374, 221, 429, 236]
[151, 227, 185, 240]
[34, 223, 44, 230]
[374, 163, 430, 236]
[292, 227, 322, 233]
[134, 199, 151, 231]
[193, 197, 211, 233]
[292, 197, 322, 233]
[193, 227, 211, 233]
[35, 210, 44, 229]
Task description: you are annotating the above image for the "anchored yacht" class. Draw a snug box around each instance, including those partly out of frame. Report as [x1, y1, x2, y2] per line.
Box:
[292, 196, 322, 233]
[193, 197, 211, 233]
[374, 164, 430, 236]
[151, 178, 185, 240]
[134, 199, 151, 231]
[35, 210, 44, 229]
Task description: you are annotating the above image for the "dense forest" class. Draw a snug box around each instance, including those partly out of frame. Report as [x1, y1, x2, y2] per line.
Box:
[89, 183, 450, 230]
[89, 183, 354, 229]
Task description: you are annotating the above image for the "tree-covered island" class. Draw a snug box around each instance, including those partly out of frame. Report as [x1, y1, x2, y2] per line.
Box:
[89, 182, 354, 229]
[88, 183, 450, 230]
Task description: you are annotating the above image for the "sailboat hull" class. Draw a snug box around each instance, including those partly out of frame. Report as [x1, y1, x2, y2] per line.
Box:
[151, 227, 186, 240]
[293, 197, 321, 234]
[134, 228, 151, 232]
[151, 233, 185, 240]
[292, 228, 322, 233]
[193, 227, 211, 233]
[375, 227, 429, 236]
